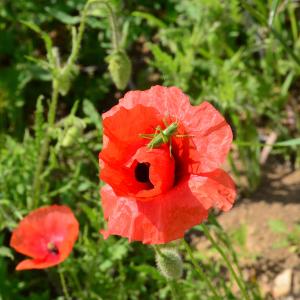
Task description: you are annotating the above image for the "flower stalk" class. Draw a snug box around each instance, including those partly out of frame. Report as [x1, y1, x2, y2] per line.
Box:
[32, 79, 59, 208]
[182, 239, 221, 299]
[201, 224, 251, 300]
[32, 0, 122, 207]
[59, 266, 72, 300]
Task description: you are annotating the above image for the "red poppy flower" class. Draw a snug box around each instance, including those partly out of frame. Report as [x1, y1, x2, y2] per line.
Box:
[99, 85, 236, 244]
[10, 205, 79, 271]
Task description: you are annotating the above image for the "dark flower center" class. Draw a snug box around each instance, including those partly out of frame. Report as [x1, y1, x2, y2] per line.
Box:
[135, 162, 150, 183]
[47, 242, 59, 255]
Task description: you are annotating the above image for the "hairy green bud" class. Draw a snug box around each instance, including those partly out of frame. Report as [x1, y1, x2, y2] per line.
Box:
[61, 126, 80, 147]
[61, 116, 85, 147]
[106, 50, 131, 90]
[155, 247, 183, 280]
[57, 65, 79, 96]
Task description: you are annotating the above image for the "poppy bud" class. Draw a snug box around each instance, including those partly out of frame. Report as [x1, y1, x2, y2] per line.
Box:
[61, 126, 80, 147]
[155, 247, 183, 280]
[57, 65, 79, 96]
[61, 116, 85, 148]
[106, 49, 131, 90]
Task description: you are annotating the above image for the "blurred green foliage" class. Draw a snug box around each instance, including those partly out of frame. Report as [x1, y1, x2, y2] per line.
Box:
[0, 0, 299, 299]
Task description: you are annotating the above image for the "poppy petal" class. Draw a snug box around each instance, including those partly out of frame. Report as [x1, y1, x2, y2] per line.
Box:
[16, 256, 60, 271]
[100, 104, 166, 196]
[114, 86, 233, 173]
[100, 169, 235, 244]
[189, 169, 236, 212]
[100, 104, 161, 164]
[179, 101, 233, 173]
[10, 205, 79, 270]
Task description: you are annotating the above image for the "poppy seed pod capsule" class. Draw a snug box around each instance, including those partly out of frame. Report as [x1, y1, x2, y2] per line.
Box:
[155, 247, 183, 280]
[106, 49, 131, 90]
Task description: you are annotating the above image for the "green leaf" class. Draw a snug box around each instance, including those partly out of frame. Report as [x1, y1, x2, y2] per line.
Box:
[132, 11, 167, 28]
[20, 20, 43, 34]
[133, 265, 164, 281]
[268, 219, 287, 233]
[231, 224, 247, 247]
[45, 7, 81, 25]
[0, 246, 14, 260]
[25, 56, 50, 70]
[83, 99, 102, 133]
[21, 20, 54, 65]
[275, 138, 300, 147]
[268, 0, 280, 27]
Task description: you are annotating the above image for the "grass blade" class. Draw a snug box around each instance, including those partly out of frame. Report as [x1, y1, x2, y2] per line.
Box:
[268, 0, 281, 27]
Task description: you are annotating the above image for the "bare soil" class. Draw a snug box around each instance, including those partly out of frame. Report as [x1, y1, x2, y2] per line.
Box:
[194, 162, 300, 299]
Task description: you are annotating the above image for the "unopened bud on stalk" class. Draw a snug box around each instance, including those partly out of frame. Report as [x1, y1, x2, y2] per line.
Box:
[61, 126, 80, 147]
[155, 247, 183, 280]
[106, 49, 131, 90]
[57, 65, 79, 96]
[61, 117, 85, 147]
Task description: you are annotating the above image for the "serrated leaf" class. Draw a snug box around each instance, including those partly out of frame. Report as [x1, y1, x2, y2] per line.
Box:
[25, 56, 50, 70]
[132, 11, 167, 28]
[21, 21, 54, 64]
[83, 99, 102, 133]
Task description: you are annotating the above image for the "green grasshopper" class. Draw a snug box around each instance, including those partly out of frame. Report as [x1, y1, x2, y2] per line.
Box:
[139, 119, 192, 155]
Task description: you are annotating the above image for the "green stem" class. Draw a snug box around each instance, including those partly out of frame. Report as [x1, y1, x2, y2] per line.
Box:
[67, 0, 120, 72]
[90, 0, 120, 50]
[153, 246, 180, 300]
[210, 216, 246, 292]
[59, 266, 72, 300]
[201, 224, 251, 300]
[153, 244, 165, 257]
[32, 0, 121, 208]
[66, 2, 89, 68]
[182, 240, 221, 300]
[103, 1, 120, 50]
[32, 80, 59, 208]
[168, 280, 179, 300]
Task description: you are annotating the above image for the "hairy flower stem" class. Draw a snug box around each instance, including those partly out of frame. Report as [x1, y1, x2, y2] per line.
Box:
[59, 266, 72, 300]
[67, 0, 120, 70]
[32, 0, 116, 207]
[32, 80, 59, 208]
[85, 0, 120, 50]
[182, 240, 221, 300]
[201, 224, 251, 300]
[32, 0, 121, 207]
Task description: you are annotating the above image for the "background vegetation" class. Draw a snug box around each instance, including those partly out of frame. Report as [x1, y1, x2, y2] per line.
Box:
[0, 0, 299, 299]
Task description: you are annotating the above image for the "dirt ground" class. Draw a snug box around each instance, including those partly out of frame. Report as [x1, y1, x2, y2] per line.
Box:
[194, 162, 300, 299]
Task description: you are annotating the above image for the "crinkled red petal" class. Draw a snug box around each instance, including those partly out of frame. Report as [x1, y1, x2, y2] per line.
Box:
[100, 104, 164, 195]
[129, 145, 175, 199]
[15, 255, 61, 271]
[100, 169, 236, 244]
[106, 86, 233, 173]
